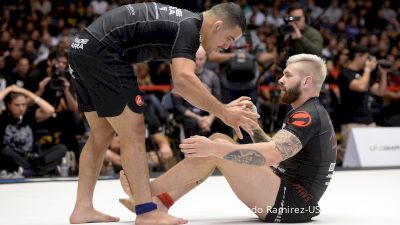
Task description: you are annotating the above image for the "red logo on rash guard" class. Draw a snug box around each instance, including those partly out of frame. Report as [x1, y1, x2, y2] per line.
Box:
[289, 111, 312, 127]
[135, 95, 143, 106]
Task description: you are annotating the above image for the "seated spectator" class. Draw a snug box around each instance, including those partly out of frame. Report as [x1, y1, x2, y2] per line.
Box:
[134, 63, 153, 86]
[104, 95, 176, 171]
[0, 85, 67, 176]
[10, 57, 31, 87]
[170, 46, 229, 138]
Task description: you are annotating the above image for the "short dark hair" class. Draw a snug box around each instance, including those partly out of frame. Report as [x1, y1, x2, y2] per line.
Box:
[287, 3, 305, 15]
[209, 3, 246, 32]
[349, 44, 368, 60]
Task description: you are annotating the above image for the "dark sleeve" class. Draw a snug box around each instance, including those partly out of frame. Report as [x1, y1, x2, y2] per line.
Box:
[144, 112, 163, 135]
[171, 18, 200, 61]
[283, 109, 319, 146]
[171, 95, 188, 115]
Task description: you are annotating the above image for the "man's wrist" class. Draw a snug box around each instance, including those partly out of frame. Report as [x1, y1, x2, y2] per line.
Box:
[364, 67, 371, 73]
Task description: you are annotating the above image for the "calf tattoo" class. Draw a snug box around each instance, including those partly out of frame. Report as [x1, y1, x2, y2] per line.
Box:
[223, 149, 266, 166]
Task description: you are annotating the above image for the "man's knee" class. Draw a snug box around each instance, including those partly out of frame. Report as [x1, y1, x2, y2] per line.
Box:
[87, 128, 115, 147]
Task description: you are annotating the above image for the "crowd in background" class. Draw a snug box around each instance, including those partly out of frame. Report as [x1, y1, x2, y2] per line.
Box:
[1, 0, 400, 178]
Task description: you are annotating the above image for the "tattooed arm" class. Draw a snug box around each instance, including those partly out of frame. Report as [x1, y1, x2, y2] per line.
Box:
[181, 130, 302, 166]
[271, 129, 302, 161]
[221, 130, 302, 166]
[250, 127, 272, 143]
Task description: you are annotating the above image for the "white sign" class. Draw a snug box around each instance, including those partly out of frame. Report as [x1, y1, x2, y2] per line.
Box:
[343, 127, 400, 167]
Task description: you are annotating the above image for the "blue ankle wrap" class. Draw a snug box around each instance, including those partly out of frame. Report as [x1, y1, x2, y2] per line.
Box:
[135, 202, 157, 215]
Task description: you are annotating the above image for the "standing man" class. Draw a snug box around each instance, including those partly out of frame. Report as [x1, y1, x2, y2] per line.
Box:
[120, 54, 337, 223]
[68, 2, 258, 225]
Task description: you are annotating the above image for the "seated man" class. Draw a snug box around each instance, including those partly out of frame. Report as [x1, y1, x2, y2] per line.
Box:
[119, 54, 337, 223]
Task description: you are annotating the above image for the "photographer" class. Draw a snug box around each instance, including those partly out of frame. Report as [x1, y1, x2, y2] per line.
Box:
[337, 45, 388, 161]
[282, 3, 323, 57]
[26, 48, 79, 159]
[373, 57, 400, 126]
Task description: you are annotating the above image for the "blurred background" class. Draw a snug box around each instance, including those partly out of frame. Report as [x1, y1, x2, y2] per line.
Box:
[0, 0, 399, 180]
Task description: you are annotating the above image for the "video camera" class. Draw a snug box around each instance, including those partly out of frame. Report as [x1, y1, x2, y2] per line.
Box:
[378, 59, 392, 69]
[49, 65, 68, 91]
[279, 16, 301, 35]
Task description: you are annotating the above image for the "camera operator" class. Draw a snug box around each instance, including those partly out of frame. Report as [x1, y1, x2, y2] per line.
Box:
[208, 27, 275, 142]
[337, 45, 388, 163]
[373, 57, 400, 126]
[281, 3, 323, 57]
[26, 48, 79, 159]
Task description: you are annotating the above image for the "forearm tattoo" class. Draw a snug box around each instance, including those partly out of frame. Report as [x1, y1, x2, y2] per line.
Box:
[251, 127, 272, 143]
[272, 130, 302, 161]
[223, 149, 266, 166]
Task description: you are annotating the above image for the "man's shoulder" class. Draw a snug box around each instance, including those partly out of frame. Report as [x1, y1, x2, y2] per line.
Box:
[339, 67, 358, 79]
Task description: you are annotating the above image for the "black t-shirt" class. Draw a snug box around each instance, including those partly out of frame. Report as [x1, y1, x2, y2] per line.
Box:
[337, 67, 375, 124]
[274, 97, 337, 204]
[86, 2, 203, 62]
[0, 110, 37, 153]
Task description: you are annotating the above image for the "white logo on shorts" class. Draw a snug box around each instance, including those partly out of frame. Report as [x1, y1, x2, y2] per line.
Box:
[71, 38, 89, 50]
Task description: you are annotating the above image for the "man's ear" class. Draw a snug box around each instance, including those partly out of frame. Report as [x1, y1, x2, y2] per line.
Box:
[212, 20, 224, 31]
[304, 75, 313, 87]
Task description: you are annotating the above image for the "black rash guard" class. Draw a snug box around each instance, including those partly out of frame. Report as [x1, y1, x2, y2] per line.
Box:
[274, 97, 337, 204]
[85, 2, 203, 63]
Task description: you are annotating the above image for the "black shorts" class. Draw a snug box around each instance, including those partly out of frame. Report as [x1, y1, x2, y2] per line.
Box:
[264, 178, 320, 223]
[68, 31, 144, 117]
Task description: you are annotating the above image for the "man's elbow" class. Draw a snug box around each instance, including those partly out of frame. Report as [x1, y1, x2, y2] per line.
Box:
[265, 152, 283, 166]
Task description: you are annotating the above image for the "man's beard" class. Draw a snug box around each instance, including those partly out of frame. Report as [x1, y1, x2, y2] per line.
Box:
[280, 81, 301, 104]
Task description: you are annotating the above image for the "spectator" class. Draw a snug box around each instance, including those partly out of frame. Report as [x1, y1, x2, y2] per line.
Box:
[90, 0, 111, 16]
[379, 0, 397, 22]
[0, 85, 67, 176]
[322, 0, 343, 26]
[27, 49, 80, 158]
[306, 0, 323, 21]
[337, 45, 387, 158]
[245, 3, 266, 27]
[171, 46, 230, 137]
[32, 0, 52, 16]
[34, 32, 52, 65]
[134, 63, 153, 86]
[4, 48, 23, 75]
[10, 57, 31, 87]
[23, 40, 38, 64]
[266, 7, 284, 28]
[104, 94, 176, 171]
[375, 58, 400, 126]
[0, 56, 10, 92]
[286, 3, 323, 56]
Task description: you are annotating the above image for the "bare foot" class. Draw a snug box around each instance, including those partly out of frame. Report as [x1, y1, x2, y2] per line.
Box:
[135, 209, 187, 225]
[69, 207, 119, 224]
[119, 170, 168, 213]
